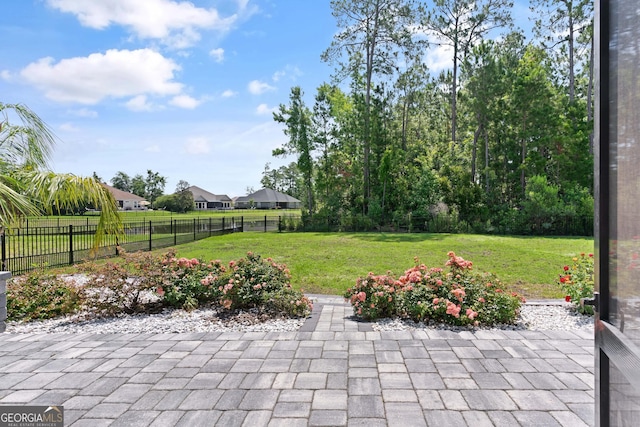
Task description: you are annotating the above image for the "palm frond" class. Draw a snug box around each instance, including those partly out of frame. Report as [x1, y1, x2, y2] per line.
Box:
[0, 103, 55, 169]
[0, 178, 41, 228]
[24, 171, 124, 248]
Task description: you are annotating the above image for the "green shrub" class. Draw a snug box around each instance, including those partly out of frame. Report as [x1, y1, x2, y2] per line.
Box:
[159, 250, 313, 317]
[10, 249, 313, 321]
[557, 252, 594, 314]
[345, 252, 524, 326]
[158, 253, 224, 311]
[7, 268, 80, 321]
[77, 250, 166, 316]
[217, 252, 311, 315]
[344, 273, 401, 320]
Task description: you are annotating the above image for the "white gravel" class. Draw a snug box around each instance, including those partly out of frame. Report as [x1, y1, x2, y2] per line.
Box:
[5, 301, 593, 334]
[372, 302, 594, 332]
[5, 307, 305, 334]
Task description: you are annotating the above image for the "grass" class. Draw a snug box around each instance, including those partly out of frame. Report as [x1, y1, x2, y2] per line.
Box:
[23, 209, 301, 227]
[171, 232, 594, 299]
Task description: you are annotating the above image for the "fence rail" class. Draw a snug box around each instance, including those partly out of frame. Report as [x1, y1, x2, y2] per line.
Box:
[0, 216, 260, 275]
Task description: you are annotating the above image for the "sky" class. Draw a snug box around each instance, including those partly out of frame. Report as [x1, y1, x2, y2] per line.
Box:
[1, 0, 533, 198]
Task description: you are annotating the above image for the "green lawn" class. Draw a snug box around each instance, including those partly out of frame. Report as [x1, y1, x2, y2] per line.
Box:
[24, 209, 300, 226]
[172, 232, 594, 299]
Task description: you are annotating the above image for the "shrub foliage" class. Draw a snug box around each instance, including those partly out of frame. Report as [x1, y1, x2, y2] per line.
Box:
[345, 252, 524, 326]
[7, 250, 312, 321]
[7, 268, 80, 321]
[557, 252, 594, 314]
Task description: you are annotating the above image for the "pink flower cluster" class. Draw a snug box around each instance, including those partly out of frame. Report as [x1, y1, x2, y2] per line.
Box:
[200, 275, 218, 286]
[164, 257, 200, 268]
[445, 300, 461, 318]
[445, 251, 473, 270]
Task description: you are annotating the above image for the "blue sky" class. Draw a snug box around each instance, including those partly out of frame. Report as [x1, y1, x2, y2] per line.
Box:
[1, 0, 532, 198]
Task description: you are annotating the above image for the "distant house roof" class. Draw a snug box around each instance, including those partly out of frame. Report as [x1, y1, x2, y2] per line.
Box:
[188, 185, 231, 202]
[102, 184, 146, 202]
[235, 188, 301, 204]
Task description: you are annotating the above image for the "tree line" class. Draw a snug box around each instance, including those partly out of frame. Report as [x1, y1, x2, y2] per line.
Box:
[108, 171, 198, 213]
[268, 0, 594, 235]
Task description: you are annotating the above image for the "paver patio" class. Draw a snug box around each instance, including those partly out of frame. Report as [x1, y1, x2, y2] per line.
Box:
[0, 295, 595, 426]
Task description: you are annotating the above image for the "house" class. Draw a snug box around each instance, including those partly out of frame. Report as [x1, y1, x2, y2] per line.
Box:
[188, 186, 233, 210]
[234, 188, 301, 209]
[103, 184, 147, 211]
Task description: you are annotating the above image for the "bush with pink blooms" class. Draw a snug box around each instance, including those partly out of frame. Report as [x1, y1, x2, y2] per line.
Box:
[213, 252, 312, 315]
[75, 249, 312, 318]
[158, 252, 225, 310]
[345, 252, 524, 326]
[157, 251, 312, 317]
[345, 273, 401, 320]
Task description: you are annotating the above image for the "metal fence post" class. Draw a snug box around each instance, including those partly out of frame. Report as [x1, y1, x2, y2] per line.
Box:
[1, 230, 5, 271]
[149, 221, 152, 251]
[193, 218, 197, 241]
[264, 215, 267, 233]
[69, 224, 74, 265]
[173, 219, 177, 246]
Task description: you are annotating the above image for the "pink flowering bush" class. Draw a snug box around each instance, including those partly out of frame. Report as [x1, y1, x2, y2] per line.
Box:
[344, 273, 401, 320]
[557, 252, 594, 314]
[77, 250, 169, 316]
[76, 249, 311, 318]
[346, 252, 524, 326]
[215, 252, 312, 316]
[159, 251, 225, 310]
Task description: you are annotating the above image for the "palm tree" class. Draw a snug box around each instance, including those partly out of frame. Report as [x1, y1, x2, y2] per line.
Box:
[0, 102, 122, 247]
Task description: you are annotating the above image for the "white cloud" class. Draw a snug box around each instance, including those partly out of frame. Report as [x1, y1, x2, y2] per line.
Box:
[145, 144, 161, 152]
[71, 108, 98, 118]
[126, 95, 154, 112]
[59, 122, 79, 132]
[184, 137, 211, 154]
[0, 70, 12, 81]
[256, 103, 276, 116]
[425, 44, 453, 72]
[248, 79, 275, 95]
[209, 48, 225, 63]
[221, 89, 237, 98]
[170, 94, 201, 109]
[46, 0, 239, 48]
[272, 65, 302, 82]
[20, 49, 183, 104]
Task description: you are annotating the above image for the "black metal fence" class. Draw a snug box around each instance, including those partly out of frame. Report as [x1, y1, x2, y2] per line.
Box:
[1, 216, 251, 275]
[285, 213, 594, 236]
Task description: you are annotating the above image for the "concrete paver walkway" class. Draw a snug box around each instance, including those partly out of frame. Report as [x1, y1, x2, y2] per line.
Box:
[0, 295, 594, 426]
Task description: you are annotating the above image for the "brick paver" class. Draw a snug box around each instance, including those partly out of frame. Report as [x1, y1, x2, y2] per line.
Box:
[0, 295, 595, 426]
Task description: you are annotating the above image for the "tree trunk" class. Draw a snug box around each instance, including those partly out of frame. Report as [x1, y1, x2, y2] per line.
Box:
[471, 121, 482, 183]
[452, 38, 459, 144]
[401, 96, 409, 151]
[362, 1, 381, 214]
[568, 1, 575, 103]
[484, 131, 490, 194]
[521, 115, 527, 196]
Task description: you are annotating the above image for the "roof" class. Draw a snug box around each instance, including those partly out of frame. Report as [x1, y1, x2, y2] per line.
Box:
[188, 185, 232, 202]
[235, 188, 301, 204]
[187, 185, 220, 202]
[102, 184, 146, 202]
